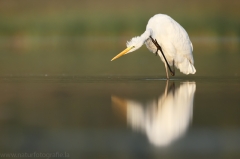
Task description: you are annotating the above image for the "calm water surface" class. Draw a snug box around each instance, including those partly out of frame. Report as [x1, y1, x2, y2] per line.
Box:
[0, 76, 239, 159]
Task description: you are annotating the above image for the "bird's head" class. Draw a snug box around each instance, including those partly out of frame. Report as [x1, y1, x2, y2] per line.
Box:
[111, 36, 143, 61]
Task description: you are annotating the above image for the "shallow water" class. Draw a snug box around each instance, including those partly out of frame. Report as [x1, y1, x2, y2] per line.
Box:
[0, 76, 239, 159]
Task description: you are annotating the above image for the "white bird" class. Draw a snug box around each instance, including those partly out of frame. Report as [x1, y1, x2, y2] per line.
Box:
[111, 14, 196, 79]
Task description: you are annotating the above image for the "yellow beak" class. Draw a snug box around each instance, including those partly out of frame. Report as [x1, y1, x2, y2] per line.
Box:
[111, 46, 134, 61]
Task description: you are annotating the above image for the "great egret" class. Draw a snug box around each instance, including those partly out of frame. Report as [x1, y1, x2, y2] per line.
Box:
[111, 14, 196, 79]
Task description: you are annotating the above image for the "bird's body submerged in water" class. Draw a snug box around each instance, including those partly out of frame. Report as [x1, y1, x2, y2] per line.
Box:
[111, 14, 196, 79]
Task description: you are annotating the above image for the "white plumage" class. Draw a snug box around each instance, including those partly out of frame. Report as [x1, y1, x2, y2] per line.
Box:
[111, 14, 196, 78]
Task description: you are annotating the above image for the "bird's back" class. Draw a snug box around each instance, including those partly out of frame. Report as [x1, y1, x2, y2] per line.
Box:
[145, 14, 196, 74]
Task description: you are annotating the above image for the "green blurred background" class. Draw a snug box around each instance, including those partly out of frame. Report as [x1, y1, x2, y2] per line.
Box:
[0, 0, 239, 76]
[0, 1, 240, 158]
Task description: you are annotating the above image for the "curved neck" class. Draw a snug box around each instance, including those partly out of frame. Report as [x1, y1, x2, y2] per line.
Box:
[126, 29, 152, 53]
[140, 29, 152, 42]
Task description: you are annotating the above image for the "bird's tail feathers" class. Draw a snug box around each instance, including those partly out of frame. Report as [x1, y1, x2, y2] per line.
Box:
[177, 60, 196, 75]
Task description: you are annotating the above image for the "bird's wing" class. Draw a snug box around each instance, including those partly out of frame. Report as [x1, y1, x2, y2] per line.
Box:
[146, 14, 194, 64]
[172, 21, 194, 64]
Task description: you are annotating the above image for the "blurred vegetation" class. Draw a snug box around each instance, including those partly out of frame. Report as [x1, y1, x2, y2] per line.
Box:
[0, 0, 239, 76]
[0, 0, 239, 37]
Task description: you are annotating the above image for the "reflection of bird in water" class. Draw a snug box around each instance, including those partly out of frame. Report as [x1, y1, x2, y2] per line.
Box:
[111, 82, 196, 147]
[111, 14, 196, 79]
